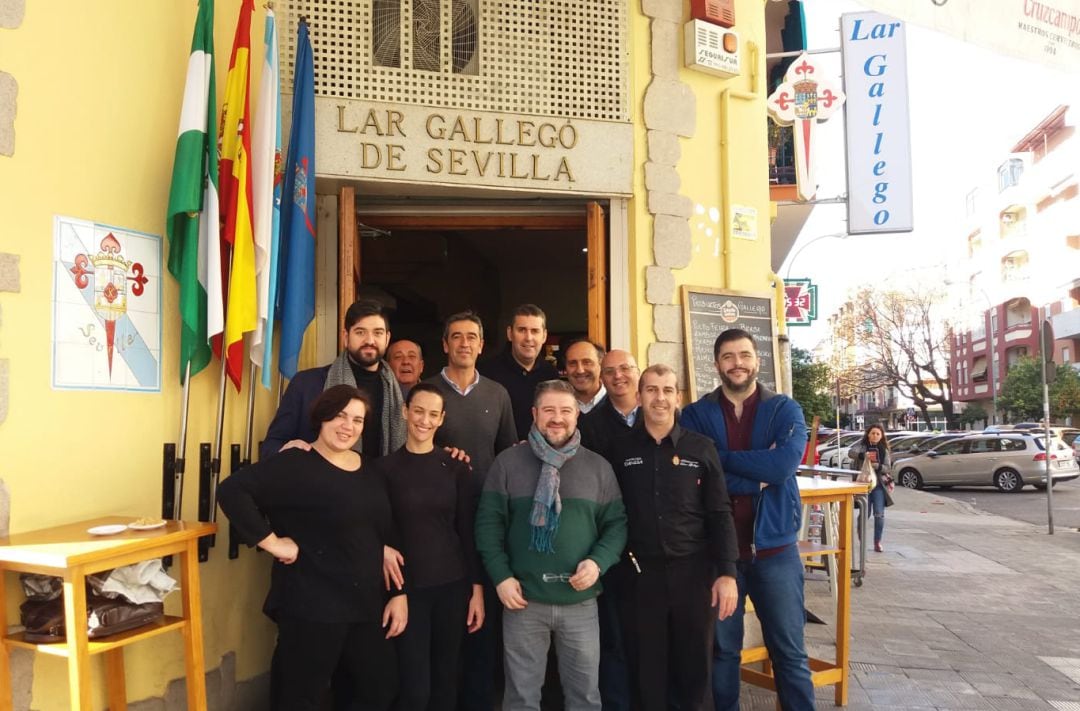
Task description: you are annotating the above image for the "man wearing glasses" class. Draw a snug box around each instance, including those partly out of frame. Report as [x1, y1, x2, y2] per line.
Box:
[578, 349, 640, 711]
[476, 379, 628, 711]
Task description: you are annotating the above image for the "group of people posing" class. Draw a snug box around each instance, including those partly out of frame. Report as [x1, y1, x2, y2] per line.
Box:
[218, 301, 817, 711]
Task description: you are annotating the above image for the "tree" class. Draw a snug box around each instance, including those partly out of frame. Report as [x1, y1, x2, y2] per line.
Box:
[957, 403, 988, 429]
[844, 285, 957, 429]
[791, 347, 833, 426]
[999, 357, 1080, 422]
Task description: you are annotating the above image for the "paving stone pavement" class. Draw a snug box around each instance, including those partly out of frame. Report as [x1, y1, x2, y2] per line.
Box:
[740, 486, 1080, 709]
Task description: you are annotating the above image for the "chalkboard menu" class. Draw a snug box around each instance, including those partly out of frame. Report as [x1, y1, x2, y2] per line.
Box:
[680, 286, 778, 401]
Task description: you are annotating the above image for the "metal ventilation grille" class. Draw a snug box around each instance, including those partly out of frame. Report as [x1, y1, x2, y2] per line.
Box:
[278, 0, 629, 122]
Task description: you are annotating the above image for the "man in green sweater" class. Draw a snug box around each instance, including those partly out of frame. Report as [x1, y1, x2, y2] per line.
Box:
[476, 379, 628, 711]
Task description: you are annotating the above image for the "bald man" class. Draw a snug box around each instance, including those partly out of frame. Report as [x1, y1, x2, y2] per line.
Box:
[387, 339, 425, 398]
[577, 348, 640, 711]
[578, 349, 640, 460]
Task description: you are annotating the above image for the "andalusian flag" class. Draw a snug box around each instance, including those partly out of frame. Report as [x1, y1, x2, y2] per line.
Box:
[216, 0, 257, 390]
[251, 9, 283, 389]
[277, 19, 316, 380]
[166, 0, 221, 384]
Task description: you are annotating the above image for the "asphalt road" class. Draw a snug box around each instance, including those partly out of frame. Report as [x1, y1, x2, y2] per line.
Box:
[925, 476, 1080, 532]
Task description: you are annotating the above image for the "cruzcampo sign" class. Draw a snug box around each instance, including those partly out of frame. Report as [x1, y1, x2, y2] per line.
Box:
[784, 278, 818, 326]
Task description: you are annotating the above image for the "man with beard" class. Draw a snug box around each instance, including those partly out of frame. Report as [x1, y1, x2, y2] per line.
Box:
[608, 364, 737, 711]
[480, 304, 559, 439]
[387, 338, 425, 398]
[564, 339, 606, 414]
[261, 299, 405, 461]
[680, 329, 814, 711]
[476, 379, 627, 711]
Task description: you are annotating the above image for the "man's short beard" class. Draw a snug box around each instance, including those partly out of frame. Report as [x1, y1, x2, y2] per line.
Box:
[349, 347, 382, 368]
[720, 369, 756, 393]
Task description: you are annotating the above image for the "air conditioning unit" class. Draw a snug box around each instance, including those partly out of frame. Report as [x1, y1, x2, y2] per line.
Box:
[684, 20, 740, 78]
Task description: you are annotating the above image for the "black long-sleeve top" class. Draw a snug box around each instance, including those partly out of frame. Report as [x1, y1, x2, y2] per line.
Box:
[608, 422, 738, 578]
[217, 448, 399, 624]
[479, 347, 559, 440]
[374, 447, 482, 589]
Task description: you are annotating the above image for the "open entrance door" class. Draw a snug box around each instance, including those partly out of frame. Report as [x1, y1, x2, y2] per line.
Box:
[337, 189, 608, 374]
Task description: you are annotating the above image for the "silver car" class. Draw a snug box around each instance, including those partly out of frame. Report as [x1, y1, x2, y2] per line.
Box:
[892, 433, 1080, 493]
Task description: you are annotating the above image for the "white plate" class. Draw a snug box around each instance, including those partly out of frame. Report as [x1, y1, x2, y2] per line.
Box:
[127, 521, 166, 531]
[87, 524, 127, 536]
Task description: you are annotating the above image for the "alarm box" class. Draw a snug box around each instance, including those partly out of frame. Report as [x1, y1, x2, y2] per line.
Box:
[690, 0, 735, 28]
[684, 20, 740, 78]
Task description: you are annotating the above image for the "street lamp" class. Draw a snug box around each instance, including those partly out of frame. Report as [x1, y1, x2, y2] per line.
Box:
[782, 231, 851, 280]
[946, 280, 998, 425]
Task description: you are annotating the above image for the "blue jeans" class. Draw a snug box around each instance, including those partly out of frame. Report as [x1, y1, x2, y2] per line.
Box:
[868, 485, 886, 544]
[713, 545, 815, 711]
[503, 598, 601, 711]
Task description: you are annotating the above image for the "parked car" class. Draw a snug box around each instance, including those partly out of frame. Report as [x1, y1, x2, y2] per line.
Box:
[892, 432, 1080, 492]
[816, 432, 862, 467]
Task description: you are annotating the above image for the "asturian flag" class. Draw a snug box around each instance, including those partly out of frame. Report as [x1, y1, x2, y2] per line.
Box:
[216, 0, 257, 390]
[277, 19, 316, 380]
[165, 0, 221, 384]
[251, 8, 283, 389]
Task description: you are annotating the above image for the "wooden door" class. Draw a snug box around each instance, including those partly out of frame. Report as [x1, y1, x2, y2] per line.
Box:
[586, 201, 607, 348]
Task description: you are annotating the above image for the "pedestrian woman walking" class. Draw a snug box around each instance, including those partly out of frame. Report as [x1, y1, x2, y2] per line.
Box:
[848, 424, 894, 552]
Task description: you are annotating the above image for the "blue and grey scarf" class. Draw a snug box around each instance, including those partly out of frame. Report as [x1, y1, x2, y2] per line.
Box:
[527, 425, 581, 554]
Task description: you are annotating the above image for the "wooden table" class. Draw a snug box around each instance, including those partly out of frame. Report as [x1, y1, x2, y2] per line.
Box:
[739, 478, 866, 706]
[0, 517, 216, 711]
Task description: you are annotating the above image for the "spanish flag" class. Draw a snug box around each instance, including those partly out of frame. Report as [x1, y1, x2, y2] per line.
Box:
[215, 0, 256, 390]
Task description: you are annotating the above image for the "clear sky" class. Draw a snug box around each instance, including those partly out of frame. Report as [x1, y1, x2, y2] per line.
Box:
[782, 0, 1077, 351]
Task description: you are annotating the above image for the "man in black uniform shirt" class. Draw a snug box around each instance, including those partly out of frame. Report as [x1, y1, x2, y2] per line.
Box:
[479, 303, 558, 440]
[608, 364, 739, 711]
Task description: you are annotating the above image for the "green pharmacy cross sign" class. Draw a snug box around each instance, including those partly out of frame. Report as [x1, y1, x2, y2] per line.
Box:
[784, 278, 817, 327]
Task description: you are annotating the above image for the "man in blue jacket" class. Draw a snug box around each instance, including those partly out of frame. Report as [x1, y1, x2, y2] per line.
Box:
[681, 328, 814, 711]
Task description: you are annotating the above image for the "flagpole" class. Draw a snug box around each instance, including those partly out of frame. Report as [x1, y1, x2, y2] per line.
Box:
[244, 364, 257, 463]
[175, 361, 193, 519]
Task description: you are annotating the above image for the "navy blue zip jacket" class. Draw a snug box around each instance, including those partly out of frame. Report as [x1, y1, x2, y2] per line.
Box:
[681, 384, 808, 552]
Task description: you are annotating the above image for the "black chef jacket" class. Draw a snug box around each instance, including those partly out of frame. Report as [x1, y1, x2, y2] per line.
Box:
[608, 421, 738, 579]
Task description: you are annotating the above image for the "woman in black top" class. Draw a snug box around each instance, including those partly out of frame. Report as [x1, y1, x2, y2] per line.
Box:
[377, 382, 484, 711]
[218, 385, 407, 711]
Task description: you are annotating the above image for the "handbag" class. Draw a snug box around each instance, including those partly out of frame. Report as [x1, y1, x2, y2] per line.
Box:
[855, 455, 877, 492]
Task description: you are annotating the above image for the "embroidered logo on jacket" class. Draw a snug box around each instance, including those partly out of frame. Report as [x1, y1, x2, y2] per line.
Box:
[622, 456, 644, 467]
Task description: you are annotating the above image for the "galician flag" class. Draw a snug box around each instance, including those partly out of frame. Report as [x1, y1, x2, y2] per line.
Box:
[216, 0, 257, 390]
[251, 8, 283, 389]
[277, 19, 316, 380]
[165, 0, 221, 384]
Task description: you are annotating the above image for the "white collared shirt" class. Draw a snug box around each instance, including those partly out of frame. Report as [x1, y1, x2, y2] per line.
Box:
[440, 367, 480, 396]
[577, 384, 607, 414]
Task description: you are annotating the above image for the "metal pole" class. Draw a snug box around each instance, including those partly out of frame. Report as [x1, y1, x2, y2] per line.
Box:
[1040, 313, 1055, 534]
[174, 361, 192, 519]
[243, 363, 257, 464]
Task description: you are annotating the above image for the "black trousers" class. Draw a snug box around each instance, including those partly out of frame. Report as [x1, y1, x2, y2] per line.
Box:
[458, 578, 502, 711]
[272, 613, 397, 711]
[617, 557, 714, 711]
[396, 579, 470, 711]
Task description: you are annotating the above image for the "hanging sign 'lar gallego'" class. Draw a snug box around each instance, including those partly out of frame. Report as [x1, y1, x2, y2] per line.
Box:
[766, 54, 846, 202]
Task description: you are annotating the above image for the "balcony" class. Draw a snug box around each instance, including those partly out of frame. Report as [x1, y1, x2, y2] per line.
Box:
[1053, 308, 1080, 340]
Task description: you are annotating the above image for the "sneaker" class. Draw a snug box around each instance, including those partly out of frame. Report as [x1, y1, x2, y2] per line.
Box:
[874, 542, 884, 553]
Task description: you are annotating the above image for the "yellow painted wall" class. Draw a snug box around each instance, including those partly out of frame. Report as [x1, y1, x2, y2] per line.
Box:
[627, 0, 774, 360]
[0, 2, 281, 707]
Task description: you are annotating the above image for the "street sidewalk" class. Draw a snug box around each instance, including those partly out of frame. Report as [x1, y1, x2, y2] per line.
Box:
[741, 486, 1080, 710]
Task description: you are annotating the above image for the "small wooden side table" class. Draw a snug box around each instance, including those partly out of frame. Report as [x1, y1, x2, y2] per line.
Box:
[739, 478, 866, 706]
[0, 517, 216, 711]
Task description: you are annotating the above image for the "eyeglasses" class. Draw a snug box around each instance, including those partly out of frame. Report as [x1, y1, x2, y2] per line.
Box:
[541, 573, 574, 583]
[600, 364, 638, 377]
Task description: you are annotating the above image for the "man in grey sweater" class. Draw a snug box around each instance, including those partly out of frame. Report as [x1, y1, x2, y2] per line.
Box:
[423, 310, 517, 711]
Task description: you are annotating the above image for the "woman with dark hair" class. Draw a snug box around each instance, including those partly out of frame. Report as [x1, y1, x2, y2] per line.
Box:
[218, 384, 407, 711]
[376, 382, 484, 711]
[847, 424, 894, 552]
